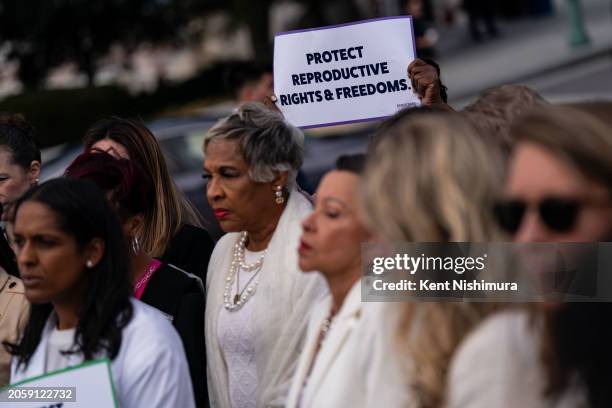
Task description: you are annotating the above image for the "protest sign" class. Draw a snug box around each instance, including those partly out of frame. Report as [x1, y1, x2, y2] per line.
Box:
[0, 358, 118, 407]
[274, 16, 421, 128]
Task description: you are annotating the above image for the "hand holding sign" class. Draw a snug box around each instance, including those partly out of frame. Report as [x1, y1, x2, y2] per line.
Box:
[274, 17, 421, 128]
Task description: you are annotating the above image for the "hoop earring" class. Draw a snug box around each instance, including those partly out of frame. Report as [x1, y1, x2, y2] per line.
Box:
[131, 236, 141, 254]
[274, 185, 284, 205]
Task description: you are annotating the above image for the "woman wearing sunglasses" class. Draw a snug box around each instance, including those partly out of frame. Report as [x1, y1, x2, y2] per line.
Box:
[493, 108, 612, 241]
[448, 104, 612, 408]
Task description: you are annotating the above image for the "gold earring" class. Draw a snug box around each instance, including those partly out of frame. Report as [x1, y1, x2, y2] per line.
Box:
[275, 185, 284, 204]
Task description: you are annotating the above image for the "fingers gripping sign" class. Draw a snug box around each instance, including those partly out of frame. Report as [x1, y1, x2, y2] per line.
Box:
[407, 59, 454, 112]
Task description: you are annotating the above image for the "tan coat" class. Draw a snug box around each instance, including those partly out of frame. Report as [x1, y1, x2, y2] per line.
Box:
[0, 268, 29, 387]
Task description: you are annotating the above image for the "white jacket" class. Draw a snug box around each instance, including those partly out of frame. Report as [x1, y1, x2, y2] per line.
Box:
[11, 299, 196, 408]
[447, 310, 587, 408]
[205, 188, 327, 408]
[286, 281, 416, 408]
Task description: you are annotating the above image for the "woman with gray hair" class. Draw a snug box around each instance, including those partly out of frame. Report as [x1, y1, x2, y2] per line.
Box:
[203, 102, 326, 408]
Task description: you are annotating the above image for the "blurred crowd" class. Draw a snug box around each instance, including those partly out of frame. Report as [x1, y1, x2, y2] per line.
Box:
[0, 52, 611, 408]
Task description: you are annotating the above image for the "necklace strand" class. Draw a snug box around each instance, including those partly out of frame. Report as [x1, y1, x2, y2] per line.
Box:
[223, 232, 267, 311]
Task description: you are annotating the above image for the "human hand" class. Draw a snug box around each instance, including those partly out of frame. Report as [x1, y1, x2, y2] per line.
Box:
[408, 59, 443, 107]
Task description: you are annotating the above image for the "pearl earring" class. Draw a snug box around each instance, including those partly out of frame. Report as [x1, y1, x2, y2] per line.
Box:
[86, 260, 94, 268]
[274, 185, 284, 204]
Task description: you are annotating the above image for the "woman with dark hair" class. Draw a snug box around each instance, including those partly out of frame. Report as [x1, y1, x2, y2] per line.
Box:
[83, 116, 215, 281]
[287, 154, 414, 407]
[0, 113, 41, 223]
[4, 178, 195, 407]
[286, 154, 375, 407]
[0, 113, 37, 386]
[65, 151, 207, 408]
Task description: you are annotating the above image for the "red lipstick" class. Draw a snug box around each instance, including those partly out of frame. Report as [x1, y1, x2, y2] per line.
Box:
[213, 208, 230, 219]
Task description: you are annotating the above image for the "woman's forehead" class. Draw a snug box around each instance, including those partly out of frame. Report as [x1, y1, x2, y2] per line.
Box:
[14, 201, 58, 232]
[204, 140, 245, 166]
[0, 148, 21, 170]
[508, 143, 589, 197]
[316, 171, 359, 204]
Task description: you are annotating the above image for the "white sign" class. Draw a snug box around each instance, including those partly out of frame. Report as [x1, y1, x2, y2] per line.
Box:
[274, 16, 421, 128]
[0, 359, 117, 407]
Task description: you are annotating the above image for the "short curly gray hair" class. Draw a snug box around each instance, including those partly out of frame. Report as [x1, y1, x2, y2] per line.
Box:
[203, 102, 304, 188]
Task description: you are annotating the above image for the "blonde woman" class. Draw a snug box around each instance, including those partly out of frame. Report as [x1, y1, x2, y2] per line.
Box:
[359, 112, 505, 407]
[83, 117, 214, 280]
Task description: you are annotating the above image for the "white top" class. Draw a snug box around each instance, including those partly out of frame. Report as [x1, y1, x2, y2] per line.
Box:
[447, 310, 587, 408]
[218, 249, 263, 408]
[206, 189, 328, 408]
[12, 299, 196, 408]
[286, 281, 416, 408]
[44, 327, 76, 373]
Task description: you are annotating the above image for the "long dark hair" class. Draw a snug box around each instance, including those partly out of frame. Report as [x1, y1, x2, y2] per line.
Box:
[3, 178, 133, 368]
[542, 304, 612, 407]
[0, 202, 19, 277]
[0, 229, 19, 277]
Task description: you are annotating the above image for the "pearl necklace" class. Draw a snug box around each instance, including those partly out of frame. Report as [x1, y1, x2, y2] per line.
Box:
[223, 232, 266, 311]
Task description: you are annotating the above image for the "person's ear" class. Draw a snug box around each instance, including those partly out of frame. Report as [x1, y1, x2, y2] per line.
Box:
[85, 238, 105, 268]
[123, 213, 145, 239]
[27, 161, 41, 185]
[272, 171, 289, 190]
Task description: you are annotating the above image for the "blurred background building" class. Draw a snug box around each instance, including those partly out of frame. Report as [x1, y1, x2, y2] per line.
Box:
[1, 0, 610, 109]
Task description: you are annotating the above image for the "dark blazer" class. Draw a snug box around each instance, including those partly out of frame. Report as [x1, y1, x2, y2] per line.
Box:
[141, 261, 208, 408]
[161, 224, 216, 283]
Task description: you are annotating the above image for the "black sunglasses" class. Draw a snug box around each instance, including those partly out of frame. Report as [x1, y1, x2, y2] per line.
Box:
[493, 198, 583, 234]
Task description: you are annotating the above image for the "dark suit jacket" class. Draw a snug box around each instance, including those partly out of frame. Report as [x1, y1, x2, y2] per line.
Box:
[141, 261, 208, 408]
[161, 224, 216, 283]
